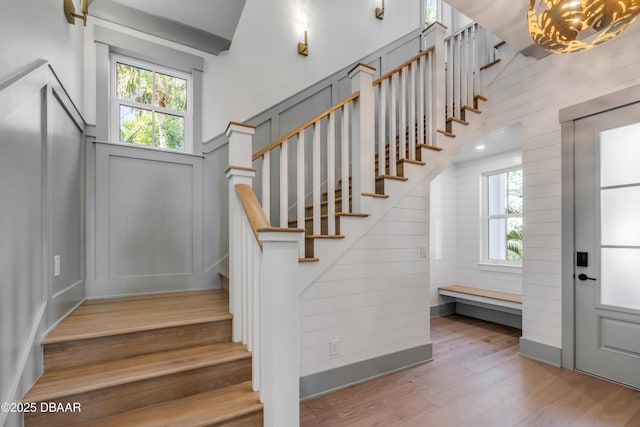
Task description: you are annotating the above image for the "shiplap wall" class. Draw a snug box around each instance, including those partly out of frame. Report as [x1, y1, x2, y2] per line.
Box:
[454, 150, 523, 292]
[300, 175, 430, 377]
[429, 166, 457, 306]
[481, 24, 640, 348]
[429, 150, 523, 308]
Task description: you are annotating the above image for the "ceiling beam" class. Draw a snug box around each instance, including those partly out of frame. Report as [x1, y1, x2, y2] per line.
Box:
[89, 0, 231, 55]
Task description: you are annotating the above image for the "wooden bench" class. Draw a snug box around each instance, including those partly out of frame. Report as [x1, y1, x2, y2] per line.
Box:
[438, 284, 522, 329]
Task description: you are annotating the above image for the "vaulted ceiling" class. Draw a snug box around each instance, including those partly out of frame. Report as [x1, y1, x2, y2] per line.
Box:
[446, 0, 548, 58]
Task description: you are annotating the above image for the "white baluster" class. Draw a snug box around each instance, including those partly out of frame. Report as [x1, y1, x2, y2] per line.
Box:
[399, 66, 407, 161]
[423, 23, 446, 146]
[461, 30, 468, 111]
[409, 62, 416, 160]
[378, 81, 386, 177]
[296, 131, 305, 257]
[341, 104, 350, 214]
[247, 228, 254, 352]
[446, 38, 453, 121]
[241, 217, 249, 345]
[418, 55, 425, 146]
[262, 152, 271, 223]
[313, 123, 321, 235]
[389, 75, 397, 176]
[253, 241, 262, 394]
[327, 111, 336, 234]
[279, 140, 288, 228]
[427, 52, 434, 143]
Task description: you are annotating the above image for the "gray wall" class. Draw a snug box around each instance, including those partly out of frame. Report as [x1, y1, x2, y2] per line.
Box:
[0, 62, 86, 427]
[86, 143, 227, 297]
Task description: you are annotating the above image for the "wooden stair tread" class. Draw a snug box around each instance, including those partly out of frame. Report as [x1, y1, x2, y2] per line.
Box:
[480, 58, 501, 71]
[437, 129, 456, 138]
[462, 105, 482, 114]
[219, 271, 229, 279]
[438, 284, 522, 304]
[43, 290, 231, 344]
[299, 257, 320, 263]
[474, 95, 488, 102]
[288, 212, 368, 224]
[69, 381, 262, 427]
[362, 192, 389, 198]
[417, 143, 443, 152]
[305, 234, 345, 239]
[336, 212, 369, 217]
[399, 158, 426, 165]
[446, 117, 469, 126]
[494, 40, 506, 49]
[23, 342, 250, 402]
[376, 174, 409, 182]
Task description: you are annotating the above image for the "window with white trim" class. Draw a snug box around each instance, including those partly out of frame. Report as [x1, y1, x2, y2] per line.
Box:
[483, 168, 523, 264]
[111, 55, 192, 152]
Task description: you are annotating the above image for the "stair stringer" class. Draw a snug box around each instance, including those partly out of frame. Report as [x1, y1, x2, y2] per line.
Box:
[298, 116, 486, 295]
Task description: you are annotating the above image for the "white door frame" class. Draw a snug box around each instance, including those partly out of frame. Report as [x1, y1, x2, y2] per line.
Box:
[560, 83, 640, 370]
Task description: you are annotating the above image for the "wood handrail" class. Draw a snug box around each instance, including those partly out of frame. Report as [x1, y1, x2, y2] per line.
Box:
[252, 92, 360, 161]
[235, 184, 270, 245]
[372, 46, 435, 86]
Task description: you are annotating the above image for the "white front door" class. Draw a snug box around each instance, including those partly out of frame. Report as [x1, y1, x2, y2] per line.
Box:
[574, 101, 640, 389]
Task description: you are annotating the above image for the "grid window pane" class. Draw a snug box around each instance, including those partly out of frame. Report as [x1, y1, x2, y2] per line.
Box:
[119, 106, 153, 145]
[601, 248, 640, 310]
[507, 169, 523, 214]
[116, 63, 152, 105]
[601, 186, 640, 247]
[507, 217, 523, 261]
[489, 218, 506, 260]
[154, 112, 185, 151]
[155, 73, 187, 111]
[488, 173, 506, 215]
[601, 122, 640, 188]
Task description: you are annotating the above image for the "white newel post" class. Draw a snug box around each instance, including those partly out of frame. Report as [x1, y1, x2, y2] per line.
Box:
[422, 23, 447, 147]
[226, 122, 256, 343]
[259, 229, 303, 427]
[348, 63, 376, 213]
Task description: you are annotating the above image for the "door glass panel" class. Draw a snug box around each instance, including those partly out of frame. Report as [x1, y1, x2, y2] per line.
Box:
[600, 122, 640, 187]
[601, 248, 640, 310]
[601, 186, 640, 246]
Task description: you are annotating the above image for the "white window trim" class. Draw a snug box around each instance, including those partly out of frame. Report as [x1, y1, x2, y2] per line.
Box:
[110, 54, 194, 153]
[479, 165, 523, 271]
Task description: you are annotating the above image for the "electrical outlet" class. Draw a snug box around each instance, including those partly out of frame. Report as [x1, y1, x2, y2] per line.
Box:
[54, 255, 61, 277]
[329, 339, 339, 357]
[420, 247, 428, 258]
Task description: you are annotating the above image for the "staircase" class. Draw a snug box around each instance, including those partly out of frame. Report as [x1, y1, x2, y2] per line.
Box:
[21, 290, 263, 426]
[19, 20, 506, 427]
[223, 21, 504, 427]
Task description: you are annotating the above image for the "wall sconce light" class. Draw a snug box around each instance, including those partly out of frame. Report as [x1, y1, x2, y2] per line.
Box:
[375, 0, 385, 20]
[298, 30, 309, 56]
[64, 0, 88, 26]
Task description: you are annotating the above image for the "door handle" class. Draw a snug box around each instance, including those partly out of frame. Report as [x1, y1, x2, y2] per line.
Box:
[578, 273, 596, 281]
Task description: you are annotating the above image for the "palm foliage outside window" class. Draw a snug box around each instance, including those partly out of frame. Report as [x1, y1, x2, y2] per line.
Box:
[486, 168, 523, 262]
[112, 56, 190, 151]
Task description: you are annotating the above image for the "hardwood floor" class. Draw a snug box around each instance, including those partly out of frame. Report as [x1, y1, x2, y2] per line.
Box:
[300, 315, 640, 426]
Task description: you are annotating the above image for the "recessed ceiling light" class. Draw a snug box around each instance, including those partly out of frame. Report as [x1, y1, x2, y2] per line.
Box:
[476, 145, 486, 150]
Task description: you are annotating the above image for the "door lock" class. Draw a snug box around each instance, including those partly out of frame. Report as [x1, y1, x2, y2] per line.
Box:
[577, 273, 596, 281]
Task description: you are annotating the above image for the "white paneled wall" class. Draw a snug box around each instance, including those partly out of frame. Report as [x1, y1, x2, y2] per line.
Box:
[429, 151, 523, 310]
[300, 177, 430, 377]
[481, 25, 640, 348]
[429, 167, 457, 306]
[454, 150, 523, 293]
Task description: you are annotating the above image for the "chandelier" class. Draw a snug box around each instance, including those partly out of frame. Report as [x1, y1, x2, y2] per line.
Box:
[528, 0, 640, 53]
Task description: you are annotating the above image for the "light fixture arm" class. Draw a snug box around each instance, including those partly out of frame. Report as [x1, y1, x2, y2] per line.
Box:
[376, 0, 385, 20]
[64, 0, 88, 26]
